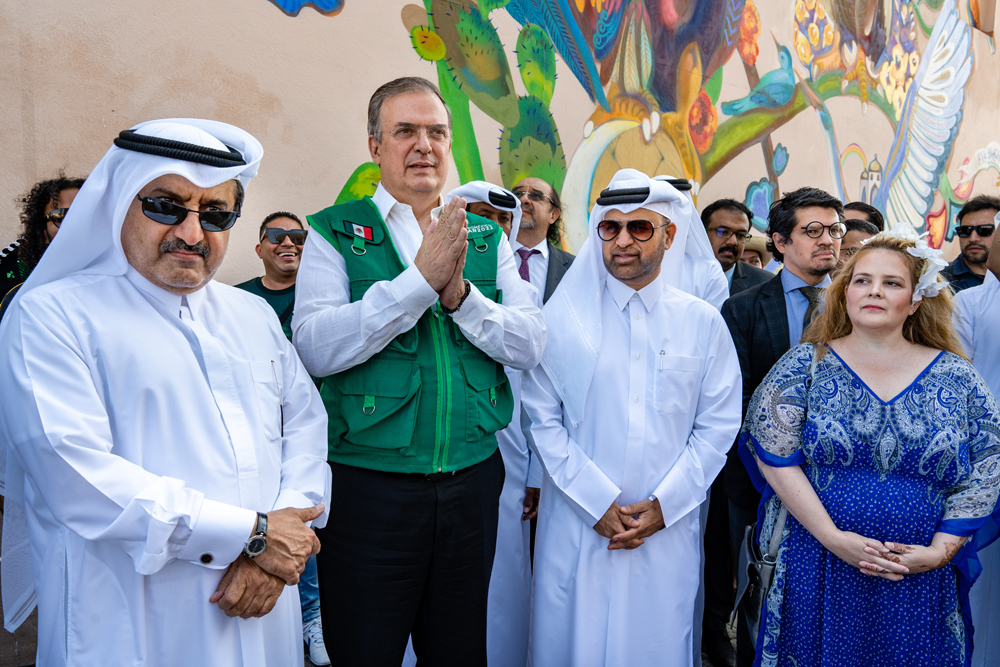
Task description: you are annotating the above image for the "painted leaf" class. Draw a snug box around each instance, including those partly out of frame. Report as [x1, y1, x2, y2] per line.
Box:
[335, 163, 381, 206]
[432, 0, 520, 127]
[772, 143, 789, 176]
[499, 96, 567, 192]
[704, 67, 723, 105]
[411, 26, 447, 61]
[479, 0, 511, 20]
[517, 24, 557, 107]
[267, 0, 344, 15]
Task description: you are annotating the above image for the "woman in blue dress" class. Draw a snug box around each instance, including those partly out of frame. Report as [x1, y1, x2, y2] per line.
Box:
[740, 228, 1000, 667]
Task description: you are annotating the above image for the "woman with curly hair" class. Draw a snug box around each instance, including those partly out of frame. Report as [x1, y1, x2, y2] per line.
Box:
[739, 226, 1000, 667]
[1, 174, 86, 302]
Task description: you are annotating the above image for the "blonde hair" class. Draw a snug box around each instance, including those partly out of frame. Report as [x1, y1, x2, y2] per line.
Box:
[803, 234, 966, 360]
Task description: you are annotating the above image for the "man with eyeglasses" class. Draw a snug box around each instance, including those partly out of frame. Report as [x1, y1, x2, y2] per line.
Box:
[941, 195, 1000, 293]
[520, 168, 741, 666]
[293, 78, 544, 666]
[701, 198, 773, 298]
[720, 187, 844, 667]
[510, 177, 575, 305]
[1, 175, 86, 317]
[0, 120, 330, 666]
[235, 212, 308, 342]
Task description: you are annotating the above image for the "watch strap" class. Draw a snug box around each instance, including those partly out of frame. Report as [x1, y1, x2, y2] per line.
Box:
[255, 511, 268, 537]
[441, 279, 471, 314]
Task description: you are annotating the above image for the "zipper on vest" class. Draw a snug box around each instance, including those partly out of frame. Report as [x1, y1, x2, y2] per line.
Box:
[429, 306, 451, 472]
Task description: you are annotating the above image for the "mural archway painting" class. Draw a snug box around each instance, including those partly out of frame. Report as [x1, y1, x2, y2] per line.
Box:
[268, 0, 998, 251]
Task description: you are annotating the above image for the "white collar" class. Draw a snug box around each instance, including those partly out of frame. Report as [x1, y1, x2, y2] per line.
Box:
[512, 237, 550, 259]
[125, 265, 207, 319]
[372, 182, 443, 223]
[606, 272, 663, 313]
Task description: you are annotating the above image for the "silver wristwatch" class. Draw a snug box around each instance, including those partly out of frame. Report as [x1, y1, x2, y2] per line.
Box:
[243, 512, 268, 558]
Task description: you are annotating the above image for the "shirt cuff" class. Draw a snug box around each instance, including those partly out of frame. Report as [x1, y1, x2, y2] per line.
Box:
[178, 500, 258, 569]
[563, 460, 621, 526]
[450, 283, 493, 328]
[387, 265, 440, 319]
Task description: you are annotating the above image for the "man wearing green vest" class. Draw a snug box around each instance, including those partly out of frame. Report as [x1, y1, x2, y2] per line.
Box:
[292, 77, 546, 666]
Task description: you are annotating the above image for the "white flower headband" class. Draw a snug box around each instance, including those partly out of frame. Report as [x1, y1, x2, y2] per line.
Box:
[861, 222, 948, 305]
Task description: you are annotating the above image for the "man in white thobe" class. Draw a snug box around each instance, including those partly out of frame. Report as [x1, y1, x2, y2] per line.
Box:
[522, 169, 742, 667]
[954, 209, 1000, 667]
[0, 119, 330, 667]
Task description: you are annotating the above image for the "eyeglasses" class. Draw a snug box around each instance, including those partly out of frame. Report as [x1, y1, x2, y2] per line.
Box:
[512, 188, 555, 206]
[706, 227, 751, 243]
[136, 195, 240, 232]
[597, 219, 668, 242]
[46, 208, 70, 227]
[383, 125, 450, 143]
[954, 224, 995, 238]
[261, 228, 308, 245]
[800, 221, 847, 239]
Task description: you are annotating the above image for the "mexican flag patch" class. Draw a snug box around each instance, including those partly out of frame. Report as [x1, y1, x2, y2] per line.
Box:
[349, 222, 373, 241]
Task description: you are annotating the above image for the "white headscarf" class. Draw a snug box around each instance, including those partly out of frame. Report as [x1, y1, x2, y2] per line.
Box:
[445, 180, 522, 246]
[540, 168, 708, 426]
[0, 118, 263, 630]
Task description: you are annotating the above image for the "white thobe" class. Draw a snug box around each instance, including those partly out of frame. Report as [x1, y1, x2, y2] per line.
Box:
[521, 274, 741, 667]
[0, 268, 330, 667]
[954, 273, 1000, 667]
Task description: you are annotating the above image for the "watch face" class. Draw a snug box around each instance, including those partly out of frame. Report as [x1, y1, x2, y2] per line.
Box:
[246, 535, 267, 557]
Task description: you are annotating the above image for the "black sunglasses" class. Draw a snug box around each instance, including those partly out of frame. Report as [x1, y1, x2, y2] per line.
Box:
[262, 228, 308, 245]
[46, 208, 70, 227]
[512, 188, 555, 205]
[136, 195, 240, 232]
[954, 224, 995, 238]
[597, 219, 668, 242]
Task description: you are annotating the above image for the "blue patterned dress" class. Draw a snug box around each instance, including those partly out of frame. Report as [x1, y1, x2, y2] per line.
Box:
[740, 344, 1000, 667]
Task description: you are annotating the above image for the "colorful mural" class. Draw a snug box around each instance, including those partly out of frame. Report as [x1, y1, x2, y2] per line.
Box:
[269, 0, 998, 250]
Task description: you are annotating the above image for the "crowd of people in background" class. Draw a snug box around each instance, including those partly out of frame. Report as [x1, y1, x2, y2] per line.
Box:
[0, 76, 998, 667]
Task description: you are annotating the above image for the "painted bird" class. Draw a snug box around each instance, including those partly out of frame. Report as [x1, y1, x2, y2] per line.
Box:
[720, 37, 794, 116]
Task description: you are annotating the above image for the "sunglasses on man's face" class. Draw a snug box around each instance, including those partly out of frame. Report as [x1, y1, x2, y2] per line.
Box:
[512, 189, 555, 205]
[597, 219, 668, 242]
[954, 224, 995, 239]
[135, 195, 240, 232]
[261, 228, 308, 245]
[46, 208, 70, 227]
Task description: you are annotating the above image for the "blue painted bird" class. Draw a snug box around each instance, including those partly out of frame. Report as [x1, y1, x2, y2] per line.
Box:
[720, 37, 794, 116]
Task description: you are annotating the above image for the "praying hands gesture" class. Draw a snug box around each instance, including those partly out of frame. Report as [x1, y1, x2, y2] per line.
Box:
[414, 195, 469, 310]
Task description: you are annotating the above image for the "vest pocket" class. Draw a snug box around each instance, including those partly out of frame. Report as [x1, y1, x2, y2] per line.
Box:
[456, 352, 514, 443]
[332, 359, 421, 453]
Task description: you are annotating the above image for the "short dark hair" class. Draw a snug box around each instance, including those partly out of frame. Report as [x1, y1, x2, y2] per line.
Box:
[765, 187, 844, 263]
[16, 173, 87, 271]
[368, 77, 452, 142]
[956, 194, 1000, 224]
[700, 198, 754, 228]
[258, 211, 303, 238]
[844, 218, 880, 236]
[843, 201, 885, 231]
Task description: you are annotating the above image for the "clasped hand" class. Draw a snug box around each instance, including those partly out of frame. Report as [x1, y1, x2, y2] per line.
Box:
[828, 530, 965, 581]
[413, 196, 469, 311]
[593, 499, 665, 550]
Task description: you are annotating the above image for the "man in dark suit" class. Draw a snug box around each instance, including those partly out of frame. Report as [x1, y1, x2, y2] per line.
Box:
[698, 198, 774, 666]
[720, 188, 845, 667]
[510, 176, 574, 542]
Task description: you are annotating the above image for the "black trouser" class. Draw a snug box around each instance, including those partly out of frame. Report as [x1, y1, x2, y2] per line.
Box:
[316, 449, 504, 667]
[729, 499, 761, 667]
[703, 474, 734, 638]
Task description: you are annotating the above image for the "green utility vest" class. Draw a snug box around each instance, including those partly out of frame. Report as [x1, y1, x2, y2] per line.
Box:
[308, 198, 514, 474]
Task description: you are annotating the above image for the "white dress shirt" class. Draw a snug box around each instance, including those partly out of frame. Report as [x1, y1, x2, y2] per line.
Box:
[954, 272, 1000, 667]
[511, 237, 550, 306]
[292, 183, 545, 376]
[521, 273, 741, 667]
[0, 268, 330, 667]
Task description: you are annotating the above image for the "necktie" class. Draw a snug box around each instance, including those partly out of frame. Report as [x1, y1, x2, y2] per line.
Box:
[800, 286, 822, 330]
[516, 248, 541, 282]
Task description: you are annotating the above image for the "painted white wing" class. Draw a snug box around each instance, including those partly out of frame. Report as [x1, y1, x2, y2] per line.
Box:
[873, 1, 974, 231]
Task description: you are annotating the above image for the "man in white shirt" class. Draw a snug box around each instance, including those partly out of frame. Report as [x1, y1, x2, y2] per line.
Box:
[521, 169, 742, 667]
[0, 119, 330, 667]
[953, 210, 1000, 667]
[292, 78, 545, 666]
[511, 177, 575, 305]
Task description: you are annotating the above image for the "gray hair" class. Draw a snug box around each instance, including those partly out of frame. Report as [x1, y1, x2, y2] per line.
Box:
[367, 77, 452, 142]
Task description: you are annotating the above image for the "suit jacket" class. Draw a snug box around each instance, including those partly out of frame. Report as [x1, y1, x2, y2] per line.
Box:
[543, 246, 575, 303]
[719, 273, 791, 508]
[729, 260, 774, 296]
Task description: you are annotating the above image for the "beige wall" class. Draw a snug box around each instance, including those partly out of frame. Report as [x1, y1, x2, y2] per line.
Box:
[3, 0, 998, 284]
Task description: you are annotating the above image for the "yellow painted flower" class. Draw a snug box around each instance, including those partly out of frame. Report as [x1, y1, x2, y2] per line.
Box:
[808, 22, 820, 46]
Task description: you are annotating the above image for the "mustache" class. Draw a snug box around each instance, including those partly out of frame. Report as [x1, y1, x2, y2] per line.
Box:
[719, 244, 739, 255]
[160, 238, 210, 258]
